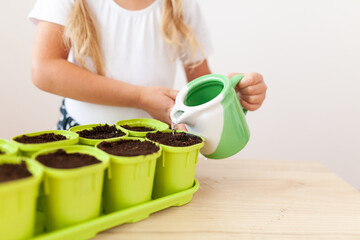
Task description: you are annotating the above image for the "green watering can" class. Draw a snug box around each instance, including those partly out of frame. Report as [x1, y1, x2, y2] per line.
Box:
[170, 74, 250, 159]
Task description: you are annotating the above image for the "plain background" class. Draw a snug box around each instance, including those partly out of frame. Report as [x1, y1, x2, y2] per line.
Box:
[0, 0, 359, 189]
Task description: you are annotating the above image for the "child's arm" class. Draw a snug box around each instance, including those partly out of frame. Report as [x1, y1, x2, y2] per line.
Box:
[184, 60, 211, 82]
[184, 62, 267, 111]
[31, 21, 177, 124]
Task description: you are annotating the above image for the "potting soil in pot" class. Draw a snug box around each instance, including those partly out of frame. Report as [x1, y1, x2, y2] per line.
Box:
[98, 139, 159, 156]
[0, 161, 32, 183]
[77, 124, 126, 139]
[36, 149, 101, 169]
[146, 131, 203, 147]
[14, 133, 66, 144]
[120, 125, 156, 132]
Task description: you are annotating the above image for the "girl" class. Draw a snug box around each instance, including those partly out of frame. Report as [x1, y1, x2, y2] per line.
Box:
[29, 0, 267, 130]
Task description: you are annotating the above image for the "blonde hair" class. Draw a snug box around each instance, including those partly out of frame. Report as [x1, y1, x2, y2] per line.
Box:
[63, 0, 203, 75]
[161, 0, 203, 66]
[63, 0, 105, 75]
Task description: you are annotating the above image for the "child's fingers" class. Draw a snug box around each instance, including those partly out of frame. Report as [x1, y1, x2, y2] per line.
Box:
[240, 99, 262, 111]
[176, 124, 188, 131]
[238, 73, 263, 89]
[228, 72, 244, 80]
[240, 83, 267, 95]
[229, 72, 266, 111]
[240, 93, 266, 105]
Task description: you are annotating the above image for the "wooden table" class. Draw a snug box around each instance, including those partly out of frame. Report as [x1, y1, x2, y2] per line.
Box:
[94, 159, 360, 239]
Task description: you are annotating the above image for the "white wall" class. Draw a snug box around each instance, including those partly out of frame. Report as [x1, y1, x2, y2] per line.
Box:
[1, 0, 360, 189]
[0, 0, 62, 138]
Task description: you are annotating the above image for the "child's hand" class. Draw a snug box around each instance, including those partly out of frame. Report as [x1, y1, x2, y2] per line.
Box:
[229, 72, 267, 111]
[138, 86, 178, 125]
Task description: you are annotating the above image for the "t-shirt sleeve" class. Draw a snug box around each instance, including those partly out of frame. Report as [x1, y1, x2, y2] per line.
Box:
[180, 0, 214, 64]
[28, 0, 74, 26]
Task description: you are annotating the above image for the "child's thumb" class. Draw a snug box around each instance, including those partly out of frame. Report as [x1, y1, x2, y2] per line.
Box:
[167, 89, 179, 100]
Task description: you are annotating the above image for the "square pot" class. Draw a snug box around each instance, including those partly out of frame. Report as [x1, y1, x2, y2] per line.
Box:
[0, 156, 43, 240]
[96, 137, 161, 213]
[12, 130, 79, 157]
[70, 124, 129, 146]
[33, 145, 109, 231]
[146, 130, 204, 198]
[0, 139, 18, 156]
[116, 118, 169, 137]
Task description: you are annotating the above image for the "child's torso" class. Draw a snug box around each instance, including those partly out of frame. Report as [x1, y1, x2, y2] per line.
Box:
[66, 0, 176, 124]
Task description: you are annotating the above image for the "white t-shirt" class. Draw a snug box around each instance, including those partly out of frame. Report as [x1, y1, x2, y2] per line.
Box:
[29, 0, 213, 125]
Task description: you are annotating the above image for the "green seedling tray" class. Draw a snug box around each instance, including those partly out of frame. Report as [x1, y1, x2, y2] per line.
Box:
[30, 179, 199, 240]
[69, 124, 129, 146]
[116, 118, 169, 137]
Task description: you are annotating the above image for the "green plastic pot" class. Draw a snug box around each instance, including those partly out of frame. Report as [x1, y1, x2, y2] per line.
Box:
[96, 137, 161, 213]
[12, 130, 79, 157]
[69, 124, 129, 146]
[0, 139, 18, 156]
[116, 118, 169, 137]
[0, 156, 43, 240]
[33, 145, 109, 231]
[146, 130, 204, 199]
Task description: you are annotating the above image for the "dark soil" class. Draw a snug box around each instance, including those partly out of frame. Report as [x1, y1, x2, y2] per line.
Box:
[98, 139, 159, 157]
[146, 131, 203, 147]
[14, 133, 66, 144]
[0, 161, 32, 183]
[0, 149, 4, 154]
[36, 149, 101, 169]
[121, 125, 156, 132]
[77, 124, 126, 139]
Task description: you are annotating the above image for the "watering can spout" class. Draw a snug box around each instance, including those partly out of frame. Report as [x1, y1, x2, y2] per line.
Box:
[171, 110, 184, 124]
[170, 85, 199, 125]
[170, 106, 197, 125]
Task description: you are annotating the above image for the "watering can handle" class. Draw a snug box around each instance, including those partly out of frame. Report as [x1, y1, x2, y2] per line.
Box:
[230, 75, 248, 115]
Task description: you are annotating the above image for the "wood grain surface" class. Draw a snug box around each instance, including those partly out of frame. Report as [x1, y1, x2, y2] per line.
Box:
[94, 159, 360, 240]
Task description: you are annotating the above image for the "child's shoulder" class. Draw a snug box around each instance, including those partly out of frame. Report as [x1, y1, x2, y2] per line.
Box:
[29, 0, 110, 26]
[181, 0, 201, 23]
[181, 0, 199, 9]
[29, 0, 75, 26]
